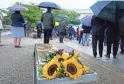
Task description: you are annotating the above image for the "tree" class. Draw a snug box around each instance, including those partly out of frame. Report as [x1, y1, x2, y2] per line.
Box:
[53, 9, 80, 25]
[3, 2, 80, 27]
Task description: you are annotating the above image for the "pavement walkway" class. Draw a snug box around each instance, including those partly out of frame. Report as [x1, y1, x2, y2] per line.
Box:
[64, 40, 124, 70]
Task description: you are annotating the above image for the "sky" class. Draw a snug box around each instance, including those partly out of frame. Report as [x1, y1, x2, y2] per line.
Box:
[0, 0, 97, 9]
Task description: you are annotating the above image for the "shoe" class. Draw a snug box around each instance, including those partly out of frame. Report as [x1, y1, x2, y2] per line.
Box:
[105, 54, 110, 58]
[113, 55, 116, 59]
[0, 44, 4, 46]
[93, 53, 97, 58]
[120, 51, 124, 54]
[99, 53, 102, 57]
[94, 55, 97, 58]
[15, 45, 18, 48]
[16, 46, 22, 48]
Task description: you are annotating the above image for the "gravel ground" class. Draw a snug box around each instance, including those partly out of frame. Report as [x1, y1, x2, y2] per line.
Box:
[0, 36, 34, 84]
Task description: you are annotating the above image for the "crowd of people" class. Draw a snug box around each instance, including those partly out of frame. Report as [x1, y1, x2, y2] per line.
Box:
[0, 5, 123, 59]
[76, 15, 124, 59]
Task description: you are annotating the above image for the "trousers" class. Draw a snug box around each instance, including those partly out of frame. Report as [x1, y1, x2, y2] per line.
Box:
[44, 29, 52, 44]
[92, 35, 104, 56]
[107, 35, 119, 56]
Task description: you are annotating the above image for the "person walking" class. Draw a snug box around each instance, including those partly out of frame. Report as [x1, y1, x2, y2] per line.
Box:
[79, 30, 83, 44]
[104, 29, 107, 46]
[69, 25, 75, 40]
[82, 25, 91, 46]
[41, 8, 55, 44]
[76, 27, 79, 40]
[59, 19, 66, 43]
[11, 11, 25, 48]
[36, 21, 42, 38]
[24, 20, 28, 37]
[119, 23, 124, 55]
[0, 13, 3, 45]
[119, 16, 124, 55]
[91, 15, 106, 57]
[105, 21, 119, 58]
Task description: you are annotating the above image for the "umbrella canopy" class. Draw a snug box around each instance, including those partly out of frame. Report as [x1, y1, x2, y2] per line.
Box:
[57, 14, 68, 19]
[91, 1, 124, 22]
[38, 2, 61, 10]
[36, 21, 42, 24]
[55, 22, 59, 27]
[8, 5, 28, 11]
[0, 10, 2, 15]
[75, 17, 81, 23]
[81, 15, 92, 27]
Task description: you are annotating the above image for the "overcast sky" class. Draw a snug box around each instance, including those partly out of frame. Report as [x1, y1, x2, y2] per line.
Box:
[0, 0, 97, 9]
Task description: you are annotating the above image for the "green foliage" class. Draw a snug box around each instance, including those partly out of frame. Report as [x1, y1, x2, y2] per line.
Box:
[46, 52, 56, 62]
[56, 63, 66, 78]
[53, 10, 80, 25]
[3, 12, 12, 25]
[40, 68, 43, 76]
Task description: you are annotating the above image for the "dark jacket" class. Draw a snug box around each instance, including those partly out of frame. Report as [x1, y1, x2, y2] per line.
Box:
[91, 15, 106, 36]
[11, 11, 24, 27]
[106, 21, 119, 36]
[82, 25, 91, 33]
[59, 20, 66, 33]
[37, 23, 42, 31]
[41, 12, 55, 30]
[119, 22, 124, 36]
[69, 26, 75, 34]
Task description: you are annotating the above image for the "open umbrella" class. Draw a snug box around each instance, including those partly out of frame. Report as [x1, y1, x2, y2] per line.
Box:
[81, 15, 92, 27]
[0, 10, 2, 15]
[38, 2, 61, 10]
[57, 14, 68, 19]
[8, 5, 28, 11]
[91, 1, 124, 22]
[75, 17, 81, 23]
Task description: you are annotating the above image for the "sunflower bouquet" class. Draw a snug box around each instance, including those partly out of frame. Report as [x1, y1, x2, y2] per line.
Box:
[39, 49, 89, 80]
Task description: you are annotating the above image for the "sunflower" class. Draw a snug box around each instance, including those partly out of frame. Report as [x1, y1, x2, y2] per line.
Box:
[42, 60, 60, 79]
[62, 58, 83, 80]
[82, 65, 89, 73]
[52, 53, 69, 62]
[72, 51, 80, 58]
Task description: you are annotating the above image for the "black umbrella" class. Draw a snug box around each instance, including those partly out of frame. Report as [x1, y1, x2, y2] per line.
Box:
[38, 2, 61, 10]
[91, 1, 124, 22]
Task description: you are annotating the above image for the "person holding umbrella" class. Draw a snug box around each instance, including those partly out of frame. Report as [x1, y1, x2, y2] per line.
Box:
[41, 7, 55, 44]
[91, 15, 106, 57]
[8, 5, 27, 48]
[119, 22, 124, 55]
[36, 21, 42, 38]
[118, 10, 124, 55]
[59, 18, 66, 43]
[39, 2, 61, 44]
[91, 1, 124, 58]
[81, 15, 92, 46]
[105, 21, 119, 58]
